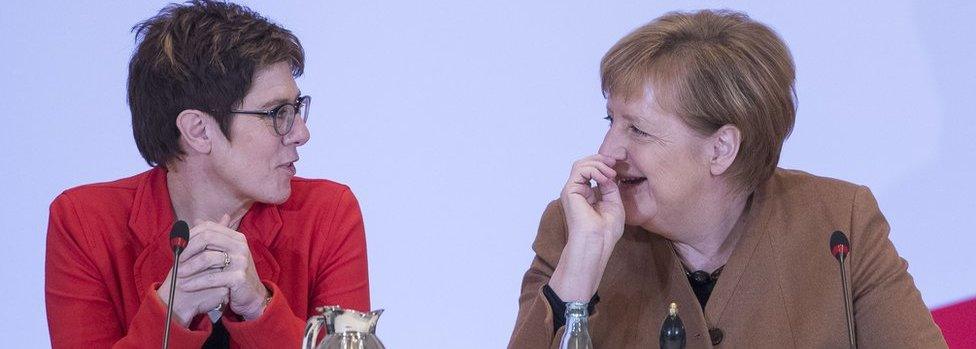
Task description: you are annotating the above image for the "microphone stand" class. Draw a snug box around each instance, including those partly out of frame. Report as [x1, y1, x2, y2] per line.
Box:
[163, 221, 189, 349]
[830, 230, 857, 349]
[837, 252, 856, 349]
[162, 250, 183, 349]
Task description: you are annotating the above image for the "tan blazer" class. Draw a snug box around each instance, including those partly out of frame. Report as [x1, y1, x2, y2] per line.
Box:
[509, 169, 946, 348]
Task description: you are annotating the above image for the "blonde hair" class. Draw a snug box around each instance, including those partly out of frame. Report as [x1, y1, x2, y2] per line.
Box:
[601, 9, 796, 193]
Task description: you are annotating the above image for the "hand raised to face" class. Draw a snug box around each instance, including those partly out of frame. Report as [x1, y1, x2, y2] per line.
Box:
[560, 153, 626, 247]
[549, 152, 628, 301]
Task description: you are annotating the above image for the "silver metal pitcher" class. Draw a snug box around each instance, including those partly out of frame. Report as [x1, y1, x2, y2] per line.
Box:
[302, 306, 386, 349]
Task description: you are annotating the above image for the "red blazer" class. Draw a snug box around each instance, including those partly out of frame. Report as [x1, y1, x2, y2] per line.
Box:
[45, 167, 370, 348]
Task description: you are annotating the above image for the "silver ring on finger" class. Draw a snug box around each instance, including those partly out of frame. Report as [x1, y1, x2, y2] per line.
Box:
[221, 251, 231, 271]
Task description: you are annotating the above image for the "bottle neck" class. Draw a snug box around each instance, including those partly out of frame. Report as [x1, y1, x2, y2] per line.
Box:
[564, 301, 589, 330]
[560, 301, 593, 349]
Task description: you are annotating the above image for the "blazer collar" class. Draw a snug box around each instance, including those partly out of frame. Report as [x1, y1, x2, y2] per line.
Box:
[127, 167, 284, 248]
[128, 167, 176, 248]
[656, 188, 771, 328]
[701, 190, 769, 323]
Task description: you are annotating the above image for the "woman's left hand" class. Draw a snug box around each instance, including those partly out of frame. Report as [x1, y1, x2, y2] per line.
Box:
[177, 214, 270, 320]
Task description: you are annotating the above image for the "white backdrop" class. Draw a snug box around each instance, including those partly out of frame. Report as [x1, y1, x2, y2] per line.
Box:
[1, 1, 973, 347]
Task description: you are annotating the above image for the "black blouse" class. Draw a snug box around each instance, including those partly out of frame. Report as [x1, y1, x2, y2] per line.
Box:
[544, 265, 724, 333]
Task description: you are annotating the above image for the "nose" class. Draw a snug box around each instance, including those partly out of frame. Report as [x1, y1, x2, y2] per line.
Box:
[283, 114, 310, 146]
[598, 127, 627, 161]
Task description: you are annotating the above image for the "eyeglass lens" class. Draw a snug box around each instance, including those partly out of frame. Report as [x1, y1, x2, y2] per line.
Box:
[274, 97, 309, 136]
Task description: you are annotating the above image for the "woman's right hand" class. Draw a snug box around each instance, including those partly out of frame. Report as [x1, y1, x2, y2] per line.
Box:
[156, 262, 229, 327]
[549, 153, 625, 301]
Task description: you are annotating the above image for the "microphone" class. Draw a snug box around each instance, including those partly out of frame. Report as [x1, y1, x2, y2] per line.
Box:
[163, 220, 190, 349]
[829, 230, 857, 349]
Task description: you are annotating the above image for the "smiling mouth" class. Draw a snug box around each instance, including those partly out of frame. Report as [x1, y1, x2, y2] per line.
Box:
[618, 176, 647, 186]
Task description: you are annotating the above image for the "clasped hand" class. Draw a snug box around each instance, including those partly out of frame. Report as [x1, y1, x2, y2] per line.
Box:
[157, 214, 269, 327]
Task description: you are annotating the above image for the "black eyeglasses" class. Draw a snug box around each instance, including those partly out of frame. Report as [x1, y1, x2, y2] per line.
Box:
[231, 95, 311, 136]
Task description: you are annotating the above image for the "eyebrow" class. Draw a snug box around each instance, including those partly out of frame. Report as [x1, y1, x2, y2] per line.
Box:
[257, 91, 302, 109]
[615, 112, 639, 123]
[628, 114, 647, 122]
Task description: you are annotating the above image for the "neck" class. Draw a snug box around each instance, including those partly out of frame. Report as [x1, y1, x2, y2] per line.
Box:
[669, 187, 751, 273]
[166, 163, 251, 229]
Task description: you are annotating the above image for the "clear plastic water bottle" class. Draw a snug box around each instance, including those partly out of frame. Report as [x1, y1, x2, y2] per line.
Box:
[559, 301, 593, 349]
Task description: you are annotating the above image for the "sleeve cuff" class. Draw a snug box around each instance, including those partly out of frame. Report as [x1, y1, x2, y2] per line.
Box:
[123, 282, 211, 347]
[542, 283, 599, 333]
[223, 280, 303, 346]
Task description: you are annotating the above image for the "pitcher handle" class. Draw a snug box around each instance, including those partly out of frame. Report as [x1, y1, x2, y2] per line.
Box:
[302, 315, 326, 349]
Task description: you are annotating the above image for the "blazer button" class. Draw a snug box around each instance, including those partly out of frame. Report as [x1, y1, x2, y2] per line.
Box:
[709, 328, 724, 345]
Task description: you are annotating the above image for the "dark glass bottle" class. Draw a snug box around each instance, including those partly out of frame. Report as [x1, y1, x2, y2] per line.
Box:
[660, 302, 686, 349]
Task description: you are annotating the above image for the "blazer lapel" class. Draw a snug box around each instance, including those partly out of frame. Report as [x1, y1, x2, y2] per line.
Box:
[704, 192, 770, 325]
[129, 168, 178, 297]
[237, 202, 282, 282]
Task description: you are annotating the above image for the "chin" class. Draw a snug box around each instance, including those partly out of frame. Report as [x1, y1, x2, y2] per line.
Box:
[258, 174, 293, 204]
[624, 211, 655, 228]
[272, 188, 292, 204]
[256, 187, 291, 205]
[622, 197, 657, 229]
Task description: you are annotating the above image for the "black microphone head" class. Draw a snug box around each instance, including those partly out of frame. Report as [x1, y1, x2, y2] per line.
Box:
[170, 220, 189, 240]
[169, 220, 190, 252]
[829, 230, 850, 259]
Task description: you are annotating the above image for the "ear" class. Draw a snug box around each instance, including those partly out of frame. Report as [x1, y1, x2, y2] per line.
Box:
[174, 109, 213, 154]
[707, 124, 741, 176]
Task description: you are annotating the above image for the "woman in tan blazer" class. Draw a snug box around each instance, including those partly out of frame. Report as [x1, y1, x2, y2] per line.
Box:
[509, 10, 946, 348]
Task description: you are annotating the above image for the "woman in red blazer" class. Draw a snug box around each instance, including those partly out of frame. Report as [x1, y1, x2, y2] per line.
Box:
[45, 2, 369, 347]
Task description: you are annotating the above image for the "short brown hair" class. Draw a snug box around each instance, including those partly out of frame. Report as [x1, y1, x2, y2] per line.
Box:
[128, 0, 304, 167]
[601, 9, 796, 193]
